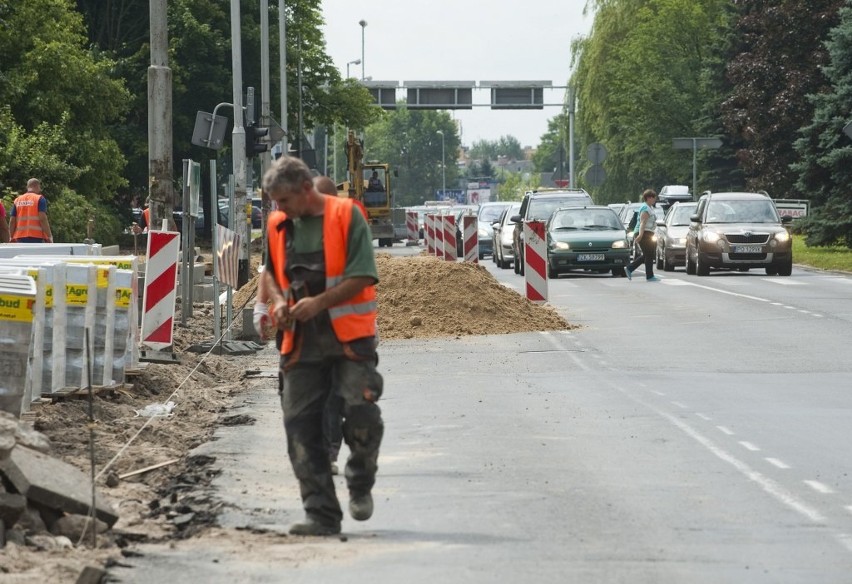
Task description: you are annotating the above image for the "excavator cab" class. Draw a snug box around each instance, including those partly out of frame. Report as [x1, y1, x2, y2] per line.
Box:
[363, 165, 390, 209]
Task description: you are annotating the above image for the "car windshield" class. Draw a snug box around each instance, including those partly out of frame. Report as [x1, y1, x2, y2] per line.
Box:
[503, 204, 521, 225]
[668, 204, 697, 226]
[706, 200, 779, 223]
[529, 197, 588, 221]
[551, 208, 622, 231]
[479, 204, 509, 223]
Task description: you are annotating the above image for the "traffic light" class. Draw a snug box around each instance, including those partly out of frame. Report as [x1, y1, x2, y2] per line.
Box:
[245, 122, 269, 158]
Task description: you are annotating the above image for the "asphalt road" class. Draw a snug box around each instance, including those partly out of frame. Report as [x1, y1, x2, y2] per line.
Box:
[113, 245, 852, 583]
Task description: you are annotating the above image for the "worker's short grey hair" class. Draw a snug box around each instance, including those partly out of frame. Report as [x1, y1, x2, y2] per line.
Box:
[262, 156, 313, 196]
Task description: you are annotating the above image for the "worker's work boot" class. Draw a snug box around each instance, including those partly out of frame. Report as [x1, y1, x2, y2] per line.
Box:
[289, 516, 341, 536]
[349, 492, 373, 521]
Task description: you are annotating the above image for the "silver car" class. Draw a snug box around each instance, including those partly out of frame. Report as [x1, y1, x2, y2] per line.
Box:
[655, 202, 697, 271]
[493, 202, 521, 269]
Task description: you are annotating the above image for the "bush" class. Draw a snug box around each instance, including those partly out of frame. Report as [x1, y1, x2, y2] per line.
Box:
[48, 189, 123, 245]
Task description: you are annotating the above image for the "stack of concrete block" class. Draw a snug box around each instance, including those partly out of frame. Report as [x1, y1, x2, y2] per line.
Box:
[0, 411, 118, 549]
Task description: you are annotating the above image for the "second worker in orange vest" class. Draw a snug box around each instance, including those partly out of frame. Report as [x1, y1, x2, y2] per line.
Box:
[260, 156, 384, 537]
[9, 178, 53, 243]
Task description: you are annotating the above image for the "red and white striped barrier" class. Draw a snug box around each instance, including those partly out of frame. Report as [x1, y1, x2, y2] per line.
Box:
[462, 215, 478, 263]
[406, 211, 419, 242]
[434, 214, 445, 258]
[141, 230, 180, 351]
[443, 214, 457, 262]
[216, 224, 242, 289]
[425, 213, 435, 255]
[523, 221, 548, 303]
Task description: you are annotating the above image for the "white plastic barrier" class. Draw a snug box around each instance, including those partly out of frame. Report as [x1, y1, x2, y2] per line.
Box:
[63, 264, 98, 390]
[0, 243, 101, 257]
[110, 269, 135, 384]
[0, 274, 37, 417]
[16, 255, 141, 372]
[0, 260, 68, 397]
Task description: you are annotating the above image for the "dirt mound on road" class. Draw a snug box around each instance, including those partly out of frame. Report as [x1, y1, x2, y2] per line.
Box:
[376, 254, 573, 339]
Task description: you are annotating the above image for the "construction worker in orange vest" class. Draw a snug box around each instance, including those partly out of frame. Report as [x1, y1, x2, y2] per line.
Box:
[258, 156, 383, 537]
[9, 178, 53, 243]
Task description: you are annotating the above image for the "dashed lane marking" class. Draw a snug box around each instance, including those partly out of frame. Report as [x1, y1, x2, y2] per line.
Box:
[696, 413, 712, 421]
[717, 425, 735, 436]
[766, 458, 791, 469]
[739, 441, 761, 451]
[804, 480, 836, 495]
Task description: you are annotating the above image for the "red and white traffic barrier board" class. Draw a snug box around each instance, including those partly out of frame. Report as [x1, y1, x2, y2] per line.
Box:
[425, 214, 434, 255]
[443, 214, 457, 262]
[523, 221, 548, 303]
[406, 211, 419, 242]
[462, 215, 478, 263]
[434, 214, 445, 258]
[141, 230, 180, 351]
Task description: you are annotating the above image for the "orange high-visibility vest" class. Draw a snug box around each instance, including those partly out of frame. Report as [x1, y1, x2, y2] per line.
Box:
[12, 193, 46, 241]
[142, 208, 150, 229]
[267, 196, 377, 355]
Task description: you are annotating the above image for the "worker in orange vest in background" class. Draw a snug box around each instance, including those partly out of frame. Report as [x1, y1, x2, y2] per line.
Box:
[132, 200, 151, 234]
[9, 178, 53, 243]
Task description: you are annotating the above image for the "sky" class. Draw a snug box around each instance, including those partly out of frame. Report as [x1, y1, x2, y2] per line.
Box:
[320, 0, 594, 149]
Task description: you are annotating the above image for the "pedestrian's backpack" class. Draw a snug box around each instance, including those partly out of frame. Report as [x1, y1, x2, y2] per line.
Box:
[627, 211, 638, 231]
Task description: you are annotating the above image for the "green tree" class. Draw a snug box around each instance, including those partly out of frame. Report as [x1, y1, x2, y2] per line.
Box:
[469, 135, 523, 161]
[792, 0, 852, 247]
[532, 114, 569, 176]
[0, 0, 130, 243]
[721, 0, 845, 196]
[364, 105, 458, 206]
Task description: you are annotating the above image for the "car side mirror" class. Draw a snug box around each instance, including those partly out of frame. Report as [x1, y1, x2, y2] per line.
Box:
[781, 215, 792, 224]
[656, 220, 665, 227]
[510, 214, 522, 223]
[492, 221, 500, 228]
[690, 214, 700, 223]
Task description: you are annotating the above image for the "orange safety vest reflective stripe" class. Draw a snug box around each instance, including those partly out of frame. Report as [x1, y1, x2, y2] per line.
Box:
[142, 208, 150, 229]
[267, 196, 377, 355]
[12, 193, 46, 241]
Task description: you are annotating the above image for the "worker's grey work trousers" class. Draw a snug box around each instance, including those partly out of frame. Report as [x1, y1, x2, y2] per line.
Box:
[279, 356, 384, 526]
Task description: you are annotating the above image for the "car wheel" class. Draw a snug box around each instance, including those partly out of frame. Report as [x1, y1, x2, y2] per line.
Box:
[547, 264, 557, 279]
[513, 248, 520, 274]
[656, 247, 663, 270]
[685, 245, 696, 275]
[519, 252, 525, 276]
[612, 267, 626, 277]
[662, 252, 674, 272]
[696, 252, 710, 276]
[776, 257, 793, 276]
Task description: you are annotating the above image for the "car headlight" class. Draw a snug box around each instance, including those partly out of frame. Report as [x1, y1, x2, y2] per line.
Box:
[703, 231, 721, 244]
[550, 241, 570, 251]
[774, 230, 790, 243]
[612, 240, 628, 249]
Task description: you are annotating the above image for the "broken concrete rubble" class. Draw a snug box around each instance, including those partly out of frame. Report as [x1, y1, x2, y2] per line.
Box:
[0, 410, 120, 550]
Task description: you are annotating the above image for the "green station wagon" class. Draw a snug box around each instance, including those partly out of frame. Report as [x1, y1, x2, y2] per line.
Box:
[546, 206, 630, 278]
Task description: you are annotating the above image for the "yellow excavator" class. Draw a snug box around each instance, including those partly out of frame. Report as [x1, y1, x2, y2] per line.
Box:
[337, 130, 395, 247]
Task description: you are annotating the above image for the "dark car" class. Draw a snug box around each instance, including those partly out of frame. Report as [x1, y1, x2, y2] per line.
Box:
[474, 202, 511, 258]
[685, 192, 793, 276]
[655, 202, 697, 271]
[511, 189, 594, 275]
[217, 200, 262, 229]
[546, 206, 630, 278]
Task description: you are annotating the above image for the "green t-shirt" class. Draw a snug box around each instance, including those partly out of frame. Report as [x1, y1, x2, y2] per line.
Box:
[266, 207, 379, 282]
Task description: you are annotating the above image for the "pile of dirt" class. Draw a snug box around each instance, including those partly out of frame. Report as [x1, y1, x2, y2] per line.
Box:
[375, 254, 573, 339]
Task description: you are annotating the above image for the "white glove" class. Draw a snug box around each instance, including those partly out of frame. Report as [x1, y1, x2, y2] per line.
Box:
[253, 302, 271, 340]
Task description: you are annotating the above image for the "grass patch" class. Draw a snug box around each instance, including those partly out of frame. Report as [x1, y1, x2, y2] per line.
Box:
[793, 234, 852, 272]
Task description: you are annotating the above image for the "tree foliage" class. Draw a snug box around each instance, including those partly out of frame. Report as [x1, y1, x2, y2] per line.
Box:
[469, 135, 524, 161]
[364, 105, 458, 206]
[792, 0, 852, 247]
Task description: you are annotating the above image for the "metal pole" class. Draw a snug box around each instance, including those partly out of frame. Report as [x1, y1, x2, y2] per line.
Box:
[568, 86, 575, 189]
[279, 0, 288, 153]
[230, 0, 248, 286]
[359, 20, 367, 79]
[181, 159, 190, 326]
[333, 124, 337, 182]
[437, 130, 445, 197]
[693, 138, 698, 201]
[211, 160, 220, 344]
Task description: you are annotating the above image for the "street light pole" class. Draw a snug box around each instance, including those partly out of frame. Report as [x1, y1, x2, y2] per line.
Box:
[359, 20, 367, 79]
[346, 59, 361, 79]
[437, 130, 446, 198]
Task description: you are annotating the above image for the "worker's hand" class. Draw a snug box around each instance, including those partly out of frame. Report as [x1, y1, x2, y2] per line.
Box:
[131, 223, 142, 235]
[271, 298, 293, 330]
[253, 302, 271, 340]
[288, 296, 323, 322]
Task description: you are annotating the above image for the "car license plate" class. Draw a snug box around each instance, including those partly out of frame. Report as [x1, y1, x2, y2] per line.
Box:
[578, 253, 605, 261]
[733, 245, 762, 253]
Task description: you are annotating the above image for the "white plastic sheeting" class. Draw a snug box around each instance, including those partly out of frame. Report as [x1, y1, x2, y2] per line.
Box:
[0, 242, 101, 257]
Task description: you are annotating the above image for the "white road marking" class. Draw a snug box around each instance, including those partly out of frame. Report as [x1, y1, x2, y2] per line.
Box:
[677, 280, 772, 303]
[662, 279, 691, 286]
[799, 310, 812, 315]
[696, 413, 712, 421]
[739, 441, 760, 452]
[650, 390, 666, 396]
[538, 331, 590, 371]
[671, 401, 688, 409]
[784, 305, 797, 310]
[766, 458, 791, 469]
[717, 425, 735, 435]
[763, 278, 805, 285]
[804, 480, 836, 495]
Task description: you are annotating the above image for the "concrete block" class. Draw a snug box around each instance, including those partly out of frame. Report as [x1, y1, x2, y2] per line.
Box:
[192, 263, 207, 284]
[0, 491, 26, 526]
[0, 446, 119, 527]
[192, 283, 215, 302]
[101, 245, 120, 256]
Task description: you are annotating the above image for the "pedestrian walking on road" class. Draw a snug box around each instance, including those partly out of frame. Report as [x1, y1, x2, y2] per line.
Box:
[260, 157, 384, 536]
[626, 189, 661, 282]
[9, 178, 53, 243]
